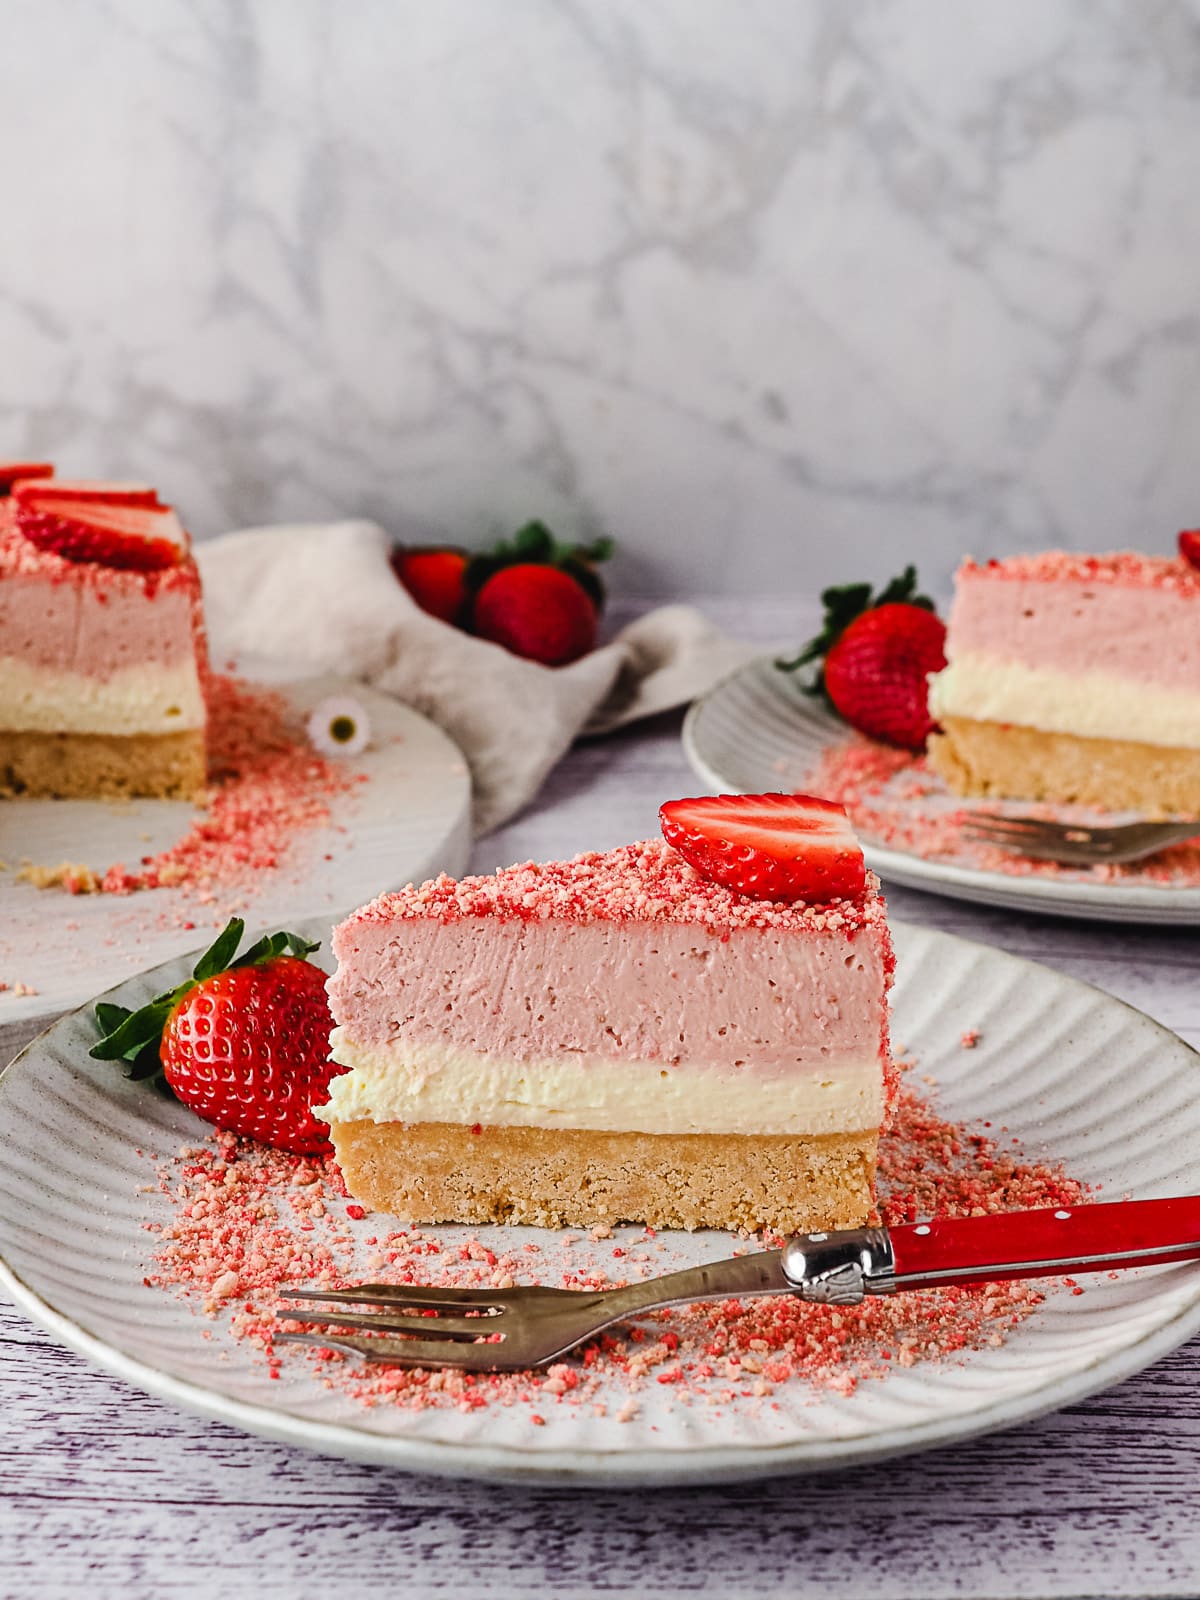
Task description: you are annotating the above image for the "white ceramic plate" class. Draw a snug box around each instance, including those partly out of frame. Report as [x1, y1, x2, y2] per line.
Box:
[2, 920, 1199, 1486]
[0, 673, 471, 1025]
[683, 656, 1200, 925]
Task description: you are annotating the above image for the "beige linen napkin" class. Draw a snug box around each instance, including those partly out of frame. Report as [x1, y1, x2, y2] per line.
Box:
[196, 521, 758, 833]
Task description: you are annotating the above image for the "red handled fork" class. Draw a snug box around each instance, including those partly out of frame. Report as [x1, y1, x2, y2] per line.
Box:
[276, 1195, 1200, 1372]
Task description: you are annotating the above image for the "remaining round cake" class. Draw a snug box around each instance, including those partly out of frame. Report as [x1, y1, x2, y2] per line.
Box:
[320, 837, 896, 1233]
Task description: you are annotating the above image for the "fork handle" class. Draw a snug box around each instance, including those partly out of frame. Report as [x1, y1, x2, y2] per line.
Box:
[778, 1197, 1200, 1304]
[887, 1196, 1200, 1289]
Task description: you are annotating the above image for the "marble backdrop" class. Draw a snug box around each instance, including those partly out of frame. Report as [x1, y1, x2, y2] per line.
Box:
[1, 0, 1197, 596]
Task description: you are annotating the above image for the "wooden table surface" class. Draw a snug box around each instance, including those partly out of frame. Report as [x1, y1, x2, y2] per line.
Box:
[4, 599, 1200, 1599]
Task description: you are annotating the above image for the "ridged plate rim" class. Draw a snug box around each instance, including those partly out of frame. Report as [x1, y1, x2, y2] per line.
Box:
[683, 656, 1200, 925]
[3, 920, 1200, 1486]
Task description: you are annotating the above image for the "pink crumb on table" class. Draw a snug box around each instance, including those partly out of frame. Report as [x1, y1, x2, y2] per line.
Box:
[142, 1070, 1086, 1424]
[960, 1029, 981, 1050]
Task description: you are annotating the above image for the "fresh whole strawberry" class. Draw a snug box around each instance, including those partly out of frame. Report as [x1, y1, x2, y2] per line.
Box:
[17, 491, 185, 570]
[660, 792, 866, 904]
[1179, 531, 1200, 572]
[473, 563, 598, 666]
[464, 519, 613, 666]
[391, 545, 469, 624]
[90, 919, 344, 1155]
[779, 566, 946, 751]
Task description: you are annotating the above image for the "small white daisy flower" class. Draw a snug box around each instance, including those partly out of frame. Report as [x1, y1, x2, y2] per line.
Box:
[307, 696, 371, 757]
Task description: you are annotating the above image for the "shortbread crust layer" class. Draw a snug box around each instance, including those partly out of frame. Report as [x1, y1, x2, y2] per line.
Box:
[929, 715, 1200, 813]
[0, 727, 206, 800]
[328, 1119, 876, 1233]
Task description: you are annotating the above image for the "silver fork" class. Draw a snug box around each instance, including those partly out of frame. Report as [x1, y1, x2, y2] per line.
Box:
[276, 1231, 891, 1372]
[276, 1196, 1200, 1371]
[959, 813, 1200, 867]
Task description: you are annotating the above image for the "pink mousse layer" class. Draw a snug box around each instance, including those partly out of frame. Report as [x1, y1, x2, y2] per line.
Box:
[0, 507, 207, 679]
[949, 553, 1200, 690]
[330, 843, 894, 1074]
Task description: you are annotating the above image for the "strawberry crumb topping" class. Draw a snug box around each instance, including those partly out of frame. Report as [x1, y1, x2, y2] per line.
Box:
[347, 840, 888, 938]
[142, 1069, 1085, 1424]
[0, 505, 197, 597]
[960, 550, 1200, 595]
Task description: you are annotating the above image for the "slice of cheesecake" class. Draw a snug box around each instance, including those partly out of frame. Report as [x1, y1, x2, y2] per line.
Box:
[0, 471, 207, 800]
[927, 550, 1200, 812]
[321, 797, 895, 1233]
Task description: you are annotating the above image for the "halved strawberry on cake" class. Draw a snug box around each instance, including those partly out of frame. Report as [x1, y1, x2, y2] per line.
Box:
[0, 468, 208, 799]
[320, 795, 895, 1233]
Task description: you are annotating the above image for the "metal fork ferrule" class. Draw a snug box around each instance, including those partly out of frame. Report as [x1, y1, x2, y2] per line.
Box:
[780, 1227, 896, 1305]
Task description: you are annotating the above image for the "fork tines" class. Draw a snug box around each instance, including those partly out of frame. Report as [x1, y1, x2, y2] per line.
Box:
[276, 1282, 510, 1369]
[959, 811, 1200, 867]
[959, 814, 1086, 844]
[286, 1282, 504, 1310]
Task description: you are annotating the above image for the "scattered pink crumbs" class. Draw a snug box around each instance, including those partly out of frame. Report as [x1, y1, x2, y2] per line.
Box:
[814, 736, 1200, 887]
[142, 1074, 1086, 1425]
[40, 676, 363, 901]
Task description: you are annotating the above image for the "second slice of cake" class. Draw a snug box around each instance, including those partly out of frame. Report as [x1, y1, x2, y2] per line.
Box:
[321, 797, 895, 1233]
[927, 550, 1200, 812]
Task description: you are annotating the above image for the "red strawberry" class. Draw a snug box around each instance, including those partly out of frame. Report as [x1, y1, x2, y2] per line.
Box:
[473, 564, 598, 666]
[391, 546, 468, 623]
[462, 520, 612, 663]
[779, 567, 946, 751]
[1179, 531, 1200, 572]
[90, 920, 344, 1156]
[659, 792, 866, 904]
[824, 604, 947, 750]
[14, 478, 161, 508]
[0, 461, 54, 495]
[17, 496, 185, 570]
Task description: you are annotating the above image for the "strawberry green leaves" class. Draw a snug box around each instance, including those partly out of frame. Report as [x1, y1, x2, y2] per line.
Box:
[90, 918, 320, 1077]
[778, 565, 936, 699]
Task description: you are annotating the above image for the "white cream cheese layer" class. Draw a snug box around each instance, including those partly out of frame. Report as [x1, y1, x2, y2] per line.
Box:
[929, 655, 1200, 749]
[320, 1031, 883, 1137]
[0, 656, 205, 735]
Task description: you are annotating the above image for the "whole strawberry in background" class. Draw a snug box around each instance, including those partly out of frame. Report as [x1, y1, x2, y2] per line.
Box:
[1179, 530, 1200, 572]
[467, 521, 613, 666]
[91, 919, 343, 1155]
[390, 545, 469, 624]
[391, 519, 614, 666]
[778, 566, 946, 751]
